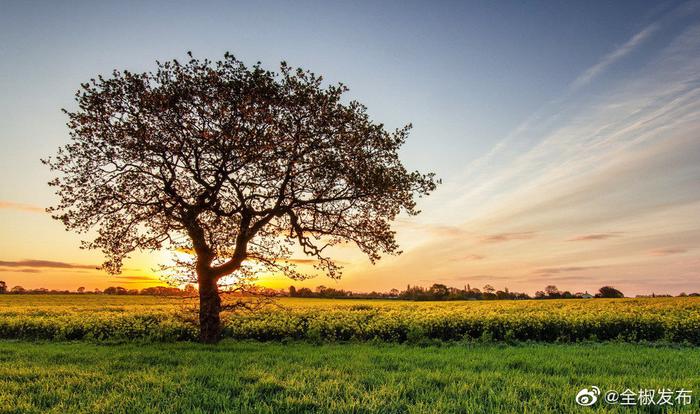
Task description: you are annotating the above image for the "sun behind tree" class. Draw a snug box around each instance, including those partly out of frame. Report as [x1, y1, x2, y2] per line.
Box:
[44, 52, 437, 343]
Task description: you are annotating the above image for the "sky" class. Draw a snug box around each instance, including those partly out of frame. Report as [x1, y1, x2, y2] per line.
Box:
[0, 0, 699, 295]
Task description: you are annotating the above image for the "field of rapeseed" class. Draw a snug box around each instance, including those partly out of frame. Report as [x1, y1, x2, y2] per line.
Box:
[1, 295, 698, 344]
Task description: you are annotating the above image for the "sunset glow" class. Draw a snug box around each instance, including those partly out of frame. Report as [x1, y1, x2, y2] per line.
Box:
[1, 2, 699, 296]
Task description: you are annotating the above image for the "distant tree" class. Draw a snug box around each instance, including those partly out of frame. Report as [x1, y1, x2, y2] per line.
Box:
[448, 287, 463, 298]
[140, 286, 184, 296]
[45, 53, 436, 343]
[389, 288, 400, 297]
[183, 284, 197, 296]
[139, 287, 156, 295]
[428, 283, 449, 299]
[104, 286, 128, 295]
[544, 285, 560, 298]
[597, 286, 624, 298]
[10, 286, 25, 294]
[412, 285, 434, 300]
[296, 287, 313, 297]
[288, 286, 297, 297]
[0, 281, 6, 294]
[495, 290, 510, 300]
[535, 290, 546, 299]
[76, 286, 85, 293]
[483, 284, 495, 294]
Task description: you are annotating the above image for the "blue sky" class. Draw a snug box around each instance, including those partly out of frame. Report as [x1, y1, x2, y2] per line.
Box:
[1, 0, 677, 181]
[1, 1, 699, 295]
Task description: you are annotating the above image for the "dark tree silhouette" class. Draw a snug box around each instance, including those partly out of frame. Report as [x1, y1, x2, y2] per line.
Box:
[544, 285, 561, 298]
[44, 53, 437, 343]
[597, 286, 624, 298]
[428, 283, 449, 299]
[0, 281, 6, 294]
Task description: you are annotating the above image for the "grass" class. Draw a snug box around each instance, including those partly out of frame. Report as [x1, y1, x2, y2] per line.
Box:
[0, 340, 698, 413]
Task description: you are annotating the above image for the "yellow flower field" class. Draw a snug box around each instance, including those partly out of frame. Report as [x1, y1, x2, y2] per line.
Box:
[1, 295, 698, 343]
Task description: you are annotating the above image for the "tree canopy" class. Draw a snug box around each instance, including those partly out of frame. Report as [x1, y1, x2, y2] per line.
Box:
[597, 286, 624, 298]
[45, 52, 437, 342]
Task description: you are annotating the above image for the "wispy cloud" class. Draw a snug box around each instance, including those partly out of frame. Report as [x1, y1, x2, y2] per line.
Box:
[394, 219, 467, 237]
[529, 274, 601, 282]
[481, 232, 535, 243]
[0, 268, 40, 273]
[114, 275, 160, 281]
[569, 23, 659, 90]
[0, 259, 98, 269]
[0, 200, 44, 213]
[648, 248, 687, 256]
[534, 266, 601, 275]
[567, 233, 622, 241]
[447, 254, 485, 262]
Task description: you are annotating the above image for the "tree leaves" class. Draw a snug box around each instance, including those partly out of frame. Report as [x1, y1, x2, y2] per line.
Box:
[46, 53, 437, 285]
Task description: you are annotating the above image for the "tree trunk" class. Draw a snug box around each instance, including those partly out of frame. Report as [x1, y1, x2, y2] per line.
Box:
[198, 274, 221, 343]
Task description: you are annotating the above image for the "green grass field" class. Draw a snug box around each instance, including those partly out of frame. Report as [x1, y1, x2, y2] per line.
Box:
[1, 340, 699, 413]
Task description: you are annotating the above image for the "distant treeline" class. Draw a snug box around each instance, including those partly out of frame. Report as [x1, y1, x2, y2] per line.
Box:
[289, 284, 699, 300]
[0, 283, 196, 297]
[289, 284, 623, 300]
[0, 280, 698, 299]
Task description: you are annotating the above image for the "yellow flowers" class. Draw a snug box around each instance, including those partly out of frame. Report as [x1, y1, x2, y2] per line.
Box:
[0, 295, 699, 343]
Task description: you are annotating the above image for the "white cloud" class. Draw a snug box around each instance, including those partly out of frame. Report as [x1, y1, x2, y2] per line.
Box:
[569, 23, 658, 90]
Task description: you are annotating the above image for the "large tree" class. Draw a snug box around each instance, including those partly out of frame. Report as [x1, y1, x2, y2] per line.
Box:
[45, 53, 436, 343]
